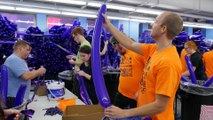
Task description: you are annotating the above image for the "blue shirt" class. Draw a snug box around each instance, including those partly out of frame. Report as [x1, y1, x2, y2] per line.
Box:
[4, 53, 30, 99]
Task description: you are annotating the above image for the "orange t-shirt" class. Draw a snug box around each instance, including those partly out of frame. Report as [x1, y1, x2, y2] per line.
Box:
[203, 50, 213, 78]
[180, 49, 189, 73]
[119, 50, 145, 99]
[137, 44, 182, 120]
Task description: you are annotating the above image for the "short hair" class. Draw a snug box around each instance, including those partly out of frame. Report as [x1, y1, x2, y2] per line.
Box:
[79, 45, 91, 54]
[161, 12, 183, 40]
[109, 36, 119, 47]
[71, 27, 84, 36]
[13, 40, 31, 50]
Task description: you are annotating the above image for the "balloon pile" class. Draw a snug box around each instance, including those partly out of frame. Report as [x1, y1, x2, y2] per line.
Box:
[189, 30, 212, 54]
[0, 15, 17, 59]
[173, 31, 189, 54]
[87, 28, 119, 68]
[0, 15, 17, 41]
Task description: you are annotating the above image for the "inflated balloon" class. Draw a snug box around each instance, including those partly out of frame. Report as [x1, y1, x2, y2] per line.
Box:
[119, 24, 123, 32]
[203, 76, 213, 87]
[181, 76, 189, 82]
[91, 3, 111, 108]
[0, 41, 15, 45]
[184, 55, 198, 84]
[1, 65, 8, 108]
[78, 74, 92, 105]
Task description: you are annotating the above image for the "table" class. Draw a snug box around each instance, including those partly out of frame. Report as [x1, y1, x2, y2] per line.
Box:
[28, 89, 84, 120]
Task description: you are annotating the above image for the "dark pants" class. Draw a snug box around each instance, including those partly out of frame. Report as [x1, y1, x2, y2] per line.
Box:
[71, 77, 81, 100]
[113, 92, 137, 109]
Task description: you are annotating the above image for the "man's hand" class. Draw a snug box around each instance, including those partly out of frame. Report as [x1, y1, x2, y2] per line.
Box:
[104, 105, 127, 119]
[37, 66, 46, 76]
[102, 13, 112, 30]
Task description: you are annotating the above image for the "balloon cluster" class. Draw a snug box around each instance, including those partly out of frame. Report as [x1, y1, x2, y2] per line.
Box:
[189, 30, 212, 54]
[174, 30, 213, 54]
[173, 31, 189, 54]
[87, 28, 119, 67]
[0, 15, 17, 59]
[0, 15, 17, 41]
[138, 30, 155, 44]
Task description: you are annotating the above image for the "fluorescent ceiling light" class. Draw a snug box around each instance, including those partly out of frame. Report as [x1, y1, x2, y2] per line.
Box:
[108, 16, 130, 21]
[183, 22, 213, 29]
[108, 4, 135, 11]
[131, 19, 154, 24]
[16, 7, 61, 14]
[0, 5, 15, 10]
[129, 16, 154, 20]
[61, 12, 97, 18]
[87, 2, 101, 7]
[16, 20, 34, 24]
[88, 2, 135, 11]
[40, 0, 86, 5]
[135, 8, 163, 15]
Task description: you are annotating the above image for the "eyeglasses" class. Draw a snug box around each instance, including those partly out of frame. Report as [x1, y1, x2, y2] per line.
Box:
[111, 41, 119, 47]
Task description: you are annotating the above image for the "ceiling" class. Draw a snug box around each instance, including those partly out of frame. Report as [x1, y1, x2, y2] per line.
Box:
[1, 0, 213, 23]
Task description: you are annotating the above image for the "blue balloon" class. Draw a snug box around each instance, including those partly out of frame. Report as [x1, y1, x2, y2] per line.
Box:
[184, 55, 198, 84]
[91, 3, 111, 108]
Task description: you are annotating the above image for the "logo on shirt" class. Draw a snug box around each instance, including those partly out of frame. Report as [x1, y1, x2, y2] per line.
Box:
[140, 56, 151, 93]
[120, 56, 133, 77]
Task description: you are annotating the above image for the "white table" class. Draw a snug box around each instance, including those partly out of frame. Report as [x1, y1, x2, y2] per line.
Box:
[28, 89, 84, 120]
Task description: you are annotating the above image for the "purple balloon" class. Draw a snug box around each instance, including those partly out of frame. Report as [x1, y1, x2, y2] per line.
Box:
[1, 65, 8, 108]
[185, 55, 198, 84]
[91, 3, 111, 108]
[0, 41, 15, 45]
[203, 76, 213, 87]
[119, 24, 124, 32]
[181, 76, 189, 82]
[78, 74, 92, 105]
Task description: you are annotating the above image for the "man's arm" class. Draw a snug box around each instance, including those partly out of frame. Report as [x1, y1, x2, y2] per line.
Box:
[105, 94, 170, 118]
[21, 66, 46, 80]
[102, 14, 142, 55]
[69, 60, 83, 67]
[100, 40, 108, 56]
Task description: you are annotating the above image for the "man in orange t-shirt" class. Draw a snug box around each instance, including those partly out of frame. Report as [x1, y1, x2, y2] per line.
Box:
[203, 46, 213, 79]
[110, 36, 145, 109]
[104, 11, 183, 120]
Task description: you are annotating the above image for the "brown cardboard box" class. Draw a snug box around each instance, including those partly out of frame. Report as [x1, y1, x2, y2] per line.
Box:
[62, 105, 104, 120]
[36, 85, 47, 96]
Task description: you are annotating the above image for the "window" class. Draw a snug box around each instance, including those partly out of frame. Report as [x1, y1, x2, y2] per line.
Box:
[47, 16, 75, 29]
[1, 13, 35, 32]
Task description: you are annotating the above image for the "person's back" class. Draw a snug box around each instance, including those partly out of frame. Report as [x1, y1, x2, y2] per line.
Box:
[203, 49, 213, 78]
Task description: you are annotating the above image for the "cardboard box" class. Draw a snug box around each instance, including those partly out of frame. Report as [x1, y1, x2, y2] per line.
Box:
[62, 105, 104, 120]
[36, 85, 47, 96]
